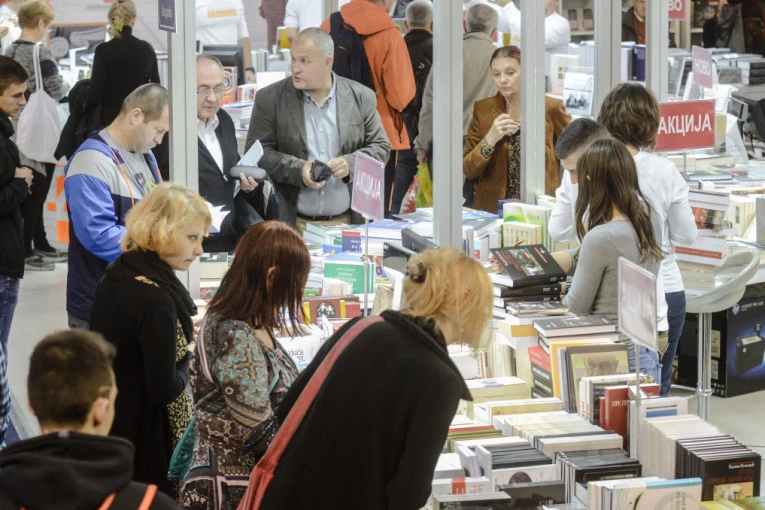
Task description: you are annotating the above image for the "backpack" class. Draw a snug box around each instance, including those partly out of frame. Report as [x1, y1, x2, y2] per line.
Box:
[329, 12, 374, 91]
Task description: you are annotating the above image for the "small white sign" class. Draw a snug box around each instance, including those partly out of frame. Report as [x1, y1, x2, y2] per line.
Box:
[618, 257, 658, 351]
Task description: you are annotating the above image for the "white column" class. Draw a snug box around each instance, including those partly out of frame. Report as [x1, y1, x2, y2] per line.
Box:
[323, 0, 337, 20]
[520, 0, 545, 202]
[431, 0, 463, 249]
[646, 0, 669, 102]
[167, 2, 200, 297]
[593, 0, 621, 117]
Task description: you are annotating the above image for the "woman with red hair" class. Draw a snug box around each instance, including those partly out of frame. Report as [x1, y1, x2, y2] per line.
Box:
[180, 221, 310, 509]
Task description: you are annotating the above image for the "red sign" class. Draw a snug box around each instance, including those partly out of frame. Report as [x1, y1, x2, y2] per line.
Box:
[351, 152, 385, 221]
[668, 0, 686, 21]
[655, 100, 715, 152]
[692, 45, 714, 88]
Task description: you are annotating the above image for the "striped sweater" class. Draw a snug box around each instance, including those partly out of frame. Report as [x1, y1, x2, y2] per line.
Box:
[4, 40, 68, 101]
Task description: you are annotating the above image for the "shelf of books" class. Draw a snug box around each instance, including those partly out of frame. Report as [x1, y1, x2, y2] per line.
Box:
[193, 183, 764, 508]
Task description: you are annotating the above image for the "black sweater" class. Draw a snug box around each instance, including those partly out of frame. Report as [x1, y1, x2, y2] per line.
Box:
[0, 432, 180, 509]
[89, 254, 191, 497]
[0, 115, 28, 278]
[261, 310, 471, 510]
[86, 26, 160, 131]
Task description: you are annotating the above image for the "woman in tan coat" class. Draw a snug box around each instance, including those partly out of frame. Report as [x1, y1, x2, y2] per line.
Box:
[463, 45, 570, 213]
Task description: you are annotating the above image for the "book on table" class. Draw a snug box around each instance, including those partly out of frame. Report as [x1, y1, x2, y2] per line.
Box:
[534, 315, 616, 337]
[490, 245, 566, 288]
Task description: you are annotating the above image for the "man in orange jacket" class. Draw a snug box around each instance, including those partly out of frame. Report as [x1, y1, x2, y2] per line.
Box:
[322, 0, 416, 218]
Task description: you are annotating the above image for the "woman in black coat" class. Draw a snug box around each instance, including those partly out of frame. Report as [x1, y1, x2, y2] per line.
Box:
[86, 0, 159, 132]
[90, 183, 211, 498]
[253, 248, 494, 510]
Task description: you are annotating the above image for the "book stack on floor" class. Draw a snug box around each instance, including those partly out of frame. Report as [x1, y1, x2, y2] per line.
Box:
[636, 413, 761, 502]
[556, 449, 642, 505]
[490, 245, 568, 320]
[588, 477, 702, 510]
[703, 497, 765, 509]
[677, 189, 732, 290]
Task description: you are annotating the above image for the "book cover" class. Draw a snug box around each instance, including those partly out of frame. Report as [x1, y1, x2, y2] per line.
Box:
[497, 480, 565, 507]
[322, 252, 375, 294]
[506, 301, 570, 317]
[603, 383, 661, 449]
[547, 338, 617, 399]
[494, 282, 562, 298]
[490, 245, 566, 287]
[302, 295, 360, 325]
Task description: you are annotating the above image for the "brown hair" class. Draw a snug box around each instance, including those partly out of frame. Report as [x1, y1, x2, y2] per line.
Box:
[490, 45, 521, 67]
[28, 330, 116, 429]
[0, 55, 28, 95]
[597, 82, 661, 150]
[108, 0, 136, 38]
[402, 248, 493, 350]
[17, 0, 54, 29]
[122, 182, 212, 258]
[574, 138, 663, 263]
[120, 83, 169, 122]
[555, 118, 611, 160]
[209, 221, 311, 333]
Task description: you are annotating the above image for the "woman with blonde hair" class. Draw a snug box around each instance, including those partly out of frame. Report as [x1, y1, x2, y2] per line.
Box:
[90, 182, 211, 498]
[253, 248, 493, 510]
[86, 0, 160, 131]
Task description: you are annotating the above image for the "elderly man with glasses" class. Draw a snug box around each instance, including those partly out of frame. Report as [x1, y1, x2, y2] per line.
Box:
[196, 55, 279, 253]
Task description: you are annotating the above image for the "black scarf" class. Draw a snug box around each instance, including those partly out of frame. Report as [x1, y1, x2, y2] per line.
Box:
[118, 250, 197, 343]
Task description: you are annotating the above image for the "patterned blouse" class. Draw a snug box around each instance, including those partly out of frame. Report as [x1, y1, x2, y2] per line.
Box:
[505, 130, 522, 200]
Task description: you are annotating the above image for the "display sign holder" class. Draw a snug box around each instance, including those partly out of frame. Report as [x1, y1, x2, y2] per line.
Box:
[158, 0, 177, 33]
[351, 153, 385, 315]
[617, 257, 658, 458]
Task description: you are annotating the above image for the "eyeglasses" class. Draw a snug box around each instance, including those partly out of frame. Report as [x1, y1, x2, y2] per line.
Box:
[197, 86, 226, 98]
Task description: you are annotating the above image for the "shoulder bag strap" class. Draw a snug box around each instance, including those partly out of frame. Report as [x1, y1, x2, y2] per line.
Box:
[33, 42, 43, 94]
[258, 315, 384, 469]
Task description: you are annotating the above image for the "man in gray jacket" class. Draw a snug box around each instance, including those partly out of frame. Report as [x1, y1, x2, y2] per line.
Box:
[414, 3, 497, 206]
[247, 28, 390, 229]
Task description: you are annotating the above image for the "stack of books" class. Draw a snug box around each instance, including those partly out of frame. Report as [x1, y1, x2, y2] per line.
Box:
[464, 377, 530, 419]
[556, 449, 642, 505]
[431, 492, 512, 509]
[501, 201, 553, 250]
[475, 439, 555, 489]
[580, 373, 654, 428]
[489, 245, 568, 318]
[588, 477, 702, 510]
[301, 222, 351, 248]
[600, 382, 660, 450]
[738, 58, 765, 85]
[676, 190, 731, 282]
[472, 397, 563, 426]
[496, 480, 566, 508]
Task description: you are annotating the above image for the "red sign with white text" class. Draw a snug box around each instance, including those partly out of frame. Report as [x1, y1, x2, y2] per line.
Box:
[668, 0, 686, 21]
[655, 100, 715, 152]
[351, 152, 385, 221]
[692, 45, 714, 88]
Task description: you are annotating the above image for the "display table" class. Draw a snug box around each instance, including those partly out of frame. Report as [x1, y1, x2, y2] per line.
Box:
[684, 242, 760, 419]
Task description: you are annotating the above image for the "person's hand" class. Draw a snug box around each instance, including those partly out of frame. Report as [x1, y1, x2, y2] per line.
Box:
[301, 160, 326, 190]
[416, 151, 428, 164]
[485, 113, 520, 147]
[239, 169, 261, 192]
[187, 341, 196, 353]
[246, 69, 256, 84]
[14, 167, 33, 187]
[327, 157, 349, 180]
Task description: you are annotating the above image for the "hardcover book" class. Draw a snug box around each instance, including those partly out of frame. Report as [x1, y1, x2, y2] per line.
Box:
[491, 245, 566, 287]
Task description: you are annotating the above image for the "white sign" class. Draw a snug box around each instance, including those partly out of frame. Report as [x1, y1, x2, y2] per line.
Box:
[692, 46, 714, 89]
[618, 257, 658, 351]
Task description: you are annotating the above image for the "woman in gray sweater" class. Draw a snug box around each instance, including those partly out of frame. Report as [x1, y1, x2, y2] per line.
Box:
[5, 1, 68, 269]
[553, 138, 666, 352]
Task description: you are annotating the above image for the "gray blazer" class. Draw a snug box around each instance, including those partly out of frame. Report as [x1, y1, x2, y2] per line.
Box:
[246, 75, 391, 226]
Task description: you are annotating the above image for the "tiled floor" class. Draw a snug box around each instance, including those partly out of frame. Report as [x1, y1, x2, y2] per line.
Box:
[7, 266, 765, 490]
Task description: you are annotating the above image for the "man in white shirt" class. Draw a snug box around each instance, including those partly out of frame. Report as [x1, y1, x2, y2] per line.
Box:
[196, 55, 275, 252]
[0, 0, 22, 54]
[284, 0, 352, 44]
[196, 0, 254, 82]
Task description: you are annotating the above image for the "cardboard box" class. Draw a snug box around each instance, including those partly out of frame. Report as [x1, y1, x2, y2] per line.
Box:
[677, 284, 765, 397]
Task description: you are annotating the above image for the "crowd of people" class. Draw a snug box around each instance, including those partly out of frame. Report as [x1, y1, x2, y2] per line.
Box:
[0, 0, 701, 508]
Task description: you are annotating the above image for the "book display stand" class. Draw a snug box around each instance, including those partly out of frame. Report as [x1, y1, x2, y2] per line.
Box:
[684, 242, 760, 419]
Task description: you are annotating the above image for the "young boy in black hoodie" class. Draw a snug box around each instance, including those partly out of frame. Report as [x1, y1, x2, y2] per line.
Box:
[0, 330, 179, 509]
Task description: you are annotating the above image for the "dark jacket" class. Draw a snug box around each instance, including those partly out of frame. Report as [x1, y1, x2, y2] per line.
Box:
[55, 78, 91, 161]
[0, 115, 28, 279]
[89, 255, 191, 497]
[86, 26, 159, 131]
[621, 7, 676, 47]
[0, 431, 180, 509]
[260, 310, 471, 510]
[199, 109, 280, 253]
[247, 75, 390, 226]
[402, 29, 433, 143]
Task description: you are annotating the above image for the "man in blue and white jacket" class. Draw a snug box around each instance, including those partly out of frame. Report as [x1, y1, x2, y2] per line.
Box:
[64, 84, 168, 330]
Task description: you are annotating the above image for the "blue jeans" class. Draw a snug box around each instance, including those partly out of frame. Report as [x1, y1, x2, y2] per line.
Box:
[661, 291, 687, 395]
[0, 276, 20, 353]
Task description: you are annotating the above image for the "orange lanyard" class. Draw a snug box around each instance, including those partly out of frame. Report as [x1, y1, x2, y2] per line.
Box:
[108, 148, 163, 208]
